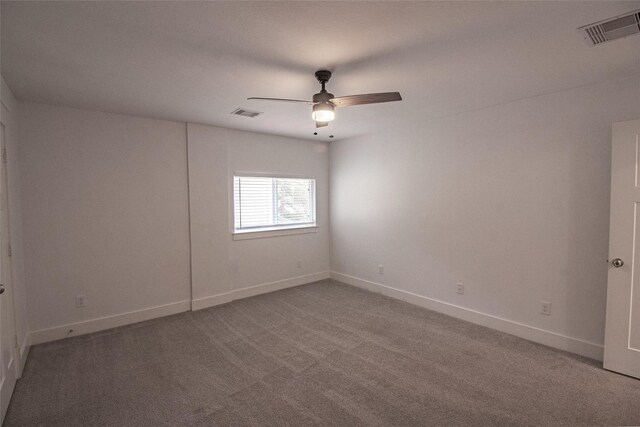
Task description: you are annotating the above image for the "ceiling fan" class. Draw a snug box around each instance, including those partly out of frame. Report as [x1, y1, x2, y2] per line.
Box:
[248, 70, 402, 128]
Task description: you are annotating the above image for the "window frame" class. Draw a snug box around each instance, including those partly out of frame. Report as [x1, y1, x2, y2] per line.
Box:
[231, 172, 318, 240]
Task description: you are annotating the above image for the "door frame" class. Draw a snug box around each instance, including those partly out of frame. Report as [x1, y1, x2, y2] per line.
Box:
[0, 121, 18, 422]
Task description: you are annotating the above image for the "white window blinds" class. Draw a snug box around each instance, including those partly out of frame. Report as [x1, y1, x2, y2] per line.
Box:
[234, 175, 316, 232]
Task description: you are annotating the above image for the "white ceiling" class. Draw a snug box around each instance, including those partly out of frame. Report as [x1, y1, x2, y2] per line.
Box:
[2, 1, 640, 141]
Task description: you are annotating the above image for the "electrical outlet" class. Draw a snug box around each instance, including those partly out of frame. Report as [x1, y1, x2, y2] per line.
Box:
[296, 257, 301, 268]
[456, 283, 464, 295]
[378, 264, 384, 275]
[76, 295, 86, 308]
[540, 301, 551, 316]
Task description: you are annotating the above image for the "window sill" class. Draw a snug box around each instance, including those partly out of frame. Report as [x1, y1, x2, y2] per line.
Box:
[233, 226, 318, 241]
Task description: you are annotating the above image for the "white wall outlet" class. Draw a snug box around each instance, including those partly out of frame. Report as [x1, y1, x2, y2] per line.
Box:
[540, 301, 551, 316]
[378, 264, 384, 275]
[76, 295, 86, 308]
[296, 257, 301, 268]
[456, 283, 464, 295]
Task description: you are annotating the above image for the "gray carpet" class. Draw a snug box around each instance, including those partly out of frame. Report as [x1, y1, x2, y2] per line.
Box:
[5, 279, 640, 426]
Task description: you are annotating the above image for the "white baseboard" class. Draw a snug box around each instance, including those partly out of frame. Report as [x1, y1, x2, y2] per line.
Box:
[17, 334, 29, 377]
[29, 300, 191, 346]
[27, 272, 332, 347]
[192, 271, 331, 311]
[331, 271, 604, 361]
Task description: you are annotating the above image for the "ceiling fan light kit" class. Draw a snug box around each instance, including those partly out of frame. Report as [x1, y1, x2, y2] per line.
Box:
[311, 103, 335, 122]
[248, 69, 402, 129]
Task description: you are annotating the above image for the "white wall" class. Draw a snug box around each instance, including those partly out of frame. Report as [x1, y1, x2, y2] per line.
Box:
[330, 73, 640, 360]
[18, 103, 330, 343]
[15, 73, 640, 358]
[187, 123, 330, 309]
[19, 102, 192, 343]
[0, 77, 29, 369]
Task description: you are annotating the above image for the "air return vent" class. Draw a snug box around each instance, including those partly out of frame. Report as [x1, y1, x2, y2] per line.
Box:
[580, 10, 640, 45]
[231, 108, 262, 118]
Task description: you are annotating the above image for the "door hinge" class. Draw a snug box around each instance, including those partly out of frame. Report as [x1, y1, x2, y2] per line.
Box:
[8, 243, 12, 257]
[2, 148, 7, 164]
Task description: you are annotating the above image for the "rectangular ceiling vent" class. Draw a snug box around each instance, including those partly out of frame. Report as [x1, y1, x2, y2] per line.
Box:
[580, 10, 640, 46]
[231, 108, 262, 118]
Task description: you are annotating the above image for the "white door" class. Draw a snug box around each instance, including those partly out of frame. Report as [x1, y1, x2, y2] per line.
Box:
[604, 119, 640, 379]
[0, 123, 17, 422]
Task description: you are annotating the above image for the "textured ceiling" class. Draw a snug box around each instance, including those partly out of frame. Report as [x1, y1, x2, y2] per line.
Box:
[2, 1, 640, 141]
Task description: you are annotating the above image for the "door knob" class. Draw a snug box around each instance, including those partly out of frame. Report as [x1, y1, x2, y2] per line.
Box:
[0, 284, 4, 294]
[612, 258, 624, 268]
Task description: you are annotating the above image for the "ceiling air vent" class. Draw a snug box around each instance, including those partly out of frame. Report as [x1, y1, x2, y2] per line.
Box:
[580, 10, 640, 46]
[231, 108, 262, 118]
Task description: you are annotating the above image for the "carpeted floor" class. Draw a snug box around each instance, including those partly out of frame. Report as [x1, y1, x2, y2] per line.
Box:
[5, 279, 640, 426]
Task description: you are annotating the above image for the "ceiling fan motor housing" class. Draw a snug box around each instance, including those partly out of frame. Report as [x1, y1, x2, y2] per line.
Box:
[313, 92, 334, 103]
[312, 86, 335, 122]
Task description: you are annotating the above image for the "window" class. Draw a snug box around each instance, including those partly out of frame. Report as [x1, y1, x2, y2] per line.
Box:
[233, 175, 316, 235]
